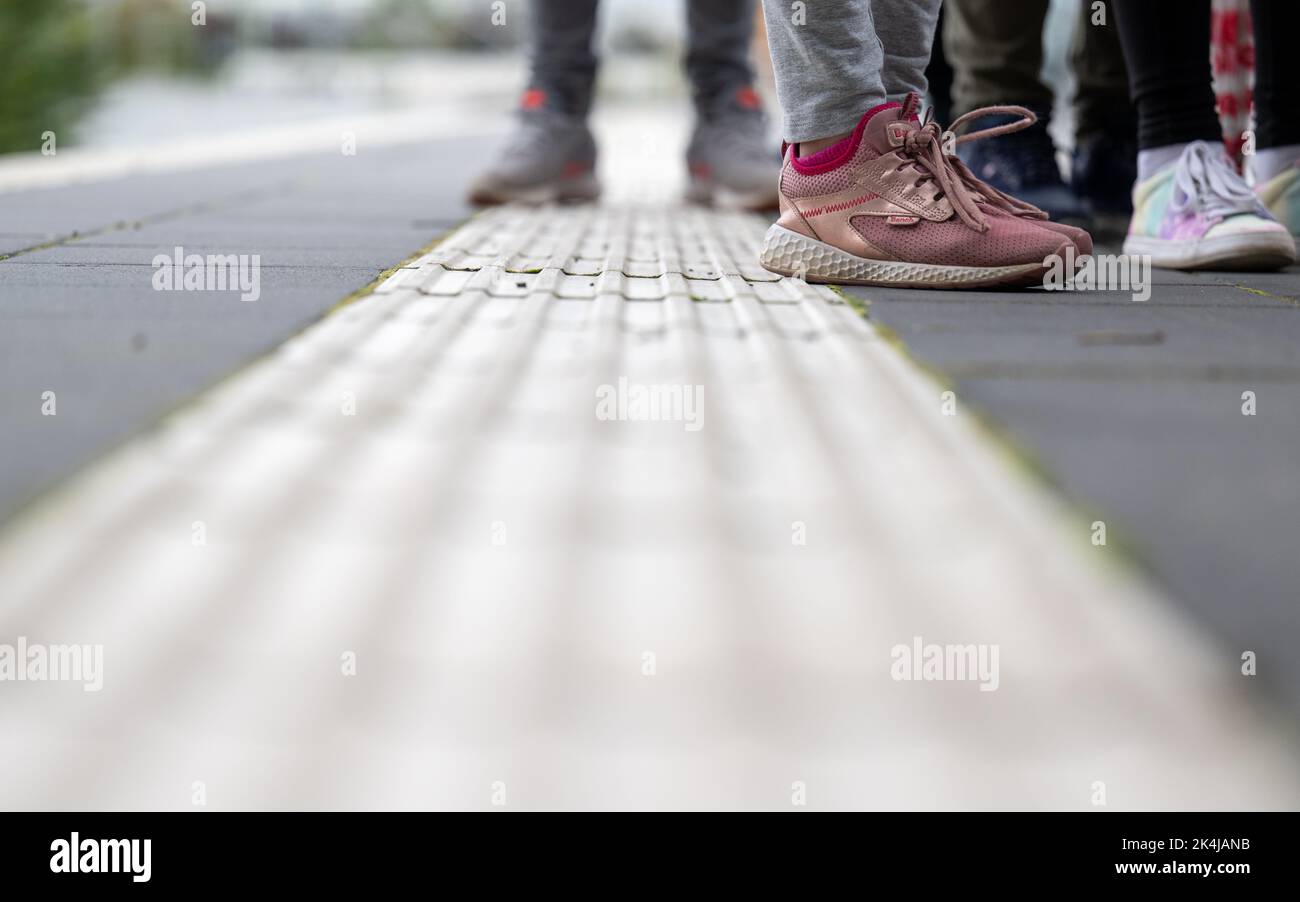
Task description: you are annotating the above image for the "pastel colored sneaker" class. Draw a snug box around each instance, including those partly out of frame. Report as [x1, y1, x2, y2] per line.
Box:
[1123, 141, 1295, 270]
[686, 85, 780, 211]
[944, 104, 1094, 257]
[1255, 161, 1300, 245]
[759, 97, 1071, 289]
[467, 89, 600, 206]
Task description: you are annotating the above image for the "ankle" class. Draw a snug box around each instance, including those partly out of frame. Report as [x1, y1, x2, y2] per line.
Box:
[797, 132, 853, 159]
[1137, 143, 1195, 183]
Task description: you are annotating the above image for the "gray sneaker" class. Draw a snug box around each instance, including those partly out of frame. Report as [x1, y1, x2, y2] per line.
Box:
[686, 86, 780, 211]
[468, 95, 600, 206]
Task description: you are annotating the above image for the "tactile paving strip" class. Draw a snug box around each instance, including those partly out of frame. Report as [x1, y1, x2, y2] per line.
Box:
[0, 203, 1296, 810]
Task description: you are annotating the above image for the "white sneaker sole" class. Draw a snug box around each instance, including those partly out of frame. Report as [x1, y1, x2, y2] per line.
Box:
[468, 173, 600, 206]
[1123, 230, 1297, 270]
[758, 224, 1057, 289]
[686, 178, 779, 212]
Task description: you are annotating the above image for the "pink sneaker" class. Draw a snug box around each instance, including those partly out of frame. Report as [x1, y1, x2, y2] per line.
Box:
[759, 99, 1071, 289]
[944, 104, 1094, 257]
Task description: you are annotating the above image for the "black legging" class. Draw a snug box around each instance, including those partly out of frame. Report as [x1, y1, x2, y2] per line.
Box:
[1114, 0, 1300, 150]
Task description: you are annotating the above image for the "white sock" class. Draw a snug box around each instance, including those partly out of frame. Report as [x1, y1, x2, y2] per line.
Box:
[1137, 141, 1237, 183]
[1251, 145, 1300, 184]
[1137, 144, 1190, 182]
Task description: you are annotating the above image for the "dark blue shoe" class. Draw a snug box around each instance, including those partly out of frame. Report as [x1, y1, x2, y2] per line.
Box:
[1072, 132, 1136, 239]
[957, 109, 1089, 227]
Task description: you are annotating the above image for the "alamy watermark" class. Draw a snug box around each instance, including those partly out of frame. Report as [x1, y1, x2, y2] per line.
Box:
[0, 636, 103, 691]
[152, 246, 261, 302]
[890, 636, 1000, 691]
[50, 832, 150, 883]
[595, 377, 704, 432]
[1043, 247, 1152, 302]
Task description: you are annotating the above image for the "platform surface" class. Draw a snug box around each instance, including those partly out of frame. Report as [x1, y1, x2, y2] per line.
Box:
[2, 198, 1297, 810]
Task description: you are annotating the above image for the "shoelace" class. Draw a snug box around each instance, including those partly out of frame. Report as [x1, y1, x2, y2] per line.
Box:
[1169, 140, 1265, 220]
[943, 105, 1051, 221]
[896, 121, 989, 232]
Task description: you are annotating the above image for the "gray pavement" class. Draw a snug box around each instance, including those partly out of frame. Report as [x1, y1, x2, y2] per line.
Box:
[0, 138, 478, 519]
[844, 257, 1300, 712]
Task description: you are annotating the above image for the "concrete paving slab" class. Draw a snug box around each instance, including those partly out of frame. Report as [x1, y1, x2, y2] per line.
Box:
[0, 140, 476, 250]
[862, 302, 1300, 373]
[0, 136, 482, 522]
[862, 282, 1298, 310]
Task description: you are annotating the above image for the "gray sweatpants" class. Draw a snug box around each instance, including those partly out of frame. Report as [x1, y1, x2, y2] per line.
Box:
[529, 0, 758, 116]
[760, 0, 943, 142]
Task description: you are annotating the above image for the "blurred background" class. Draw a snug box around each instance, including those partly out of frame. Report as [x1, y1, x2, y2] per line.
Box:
[4, 0, 1088, 156]
[6, 0, 700, 154]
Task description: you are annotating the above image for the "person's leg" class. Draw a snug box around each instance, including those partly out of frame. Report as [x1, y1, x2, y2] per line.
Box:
[759, 0, 886, 147]
[683, 0, 780, 210]
[923, 3, 953, 125]
[1112, 0, 1294, 268]
[757, 0, 1075, 290]
[1250, 0, 1300, 172]
[527, 0, 601, 116]
[1070, 0, 1136, 226]
[1251, 0, 1300, 156]
[1072, 0, 1134, 140]
[1250, 0, 1300, 237]
[870, 0, 942, 103]
[686, 0, 758, 108]
[467, 0, 602, 205]
[943, 0, 1050, 117]
[942, 0, 1085, 224]
[1114, 0, 1220, 171]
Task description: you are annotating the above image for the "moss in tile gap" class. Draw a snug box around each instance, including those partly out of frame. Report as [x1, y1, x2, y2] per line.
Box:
[825, 284, 1160, 581]
[1234, 284, 1297, 304]
[328, 229, 452, 314]
[826, 283, 869, 317]
[0, 220, 123, 261]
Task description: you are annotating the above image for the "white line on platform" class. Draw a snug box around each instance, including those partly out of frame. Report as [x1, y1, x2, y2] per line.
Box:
[0, 105, 508, 195]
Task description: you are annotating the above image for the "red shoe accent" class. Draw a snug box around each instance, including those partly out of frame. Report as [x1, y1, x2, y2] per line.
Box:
[690, 162, 712, 178]
[736, 86, 762, 111]
[561, 160, 590, 178]
[521, 88, 547, 111]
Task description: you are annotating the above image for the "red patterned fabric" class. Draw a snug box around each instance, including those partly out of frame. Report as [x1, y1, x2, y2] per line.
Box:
[1211, 0, 1254, 169]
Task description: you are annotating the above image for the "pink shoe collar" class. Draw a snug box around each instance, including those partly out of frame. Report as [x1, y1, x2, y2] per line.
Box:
[790, 101, 901, 175]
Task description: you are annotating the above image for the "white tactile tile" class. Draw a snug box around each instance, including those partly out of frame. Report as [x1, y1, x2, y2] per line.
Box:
[0, 200, 1298, 811]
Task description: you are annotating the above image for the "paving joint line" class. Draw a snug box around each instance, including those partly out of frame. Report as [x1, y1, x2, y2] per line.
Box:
[0, 180, 300, 263]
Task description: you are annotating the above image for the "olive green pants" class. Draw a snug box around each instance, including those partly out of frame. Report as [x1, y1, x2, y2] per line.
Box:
[944, 0, 1133, 137]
